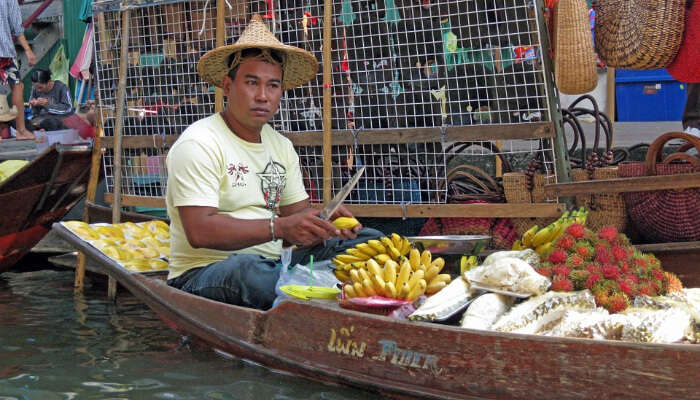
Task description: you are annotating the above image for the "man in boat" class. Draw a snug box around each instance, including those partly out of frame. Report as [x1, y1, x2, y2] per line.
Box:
[165, 15, 381, 310]
[0, 0, 36, 140]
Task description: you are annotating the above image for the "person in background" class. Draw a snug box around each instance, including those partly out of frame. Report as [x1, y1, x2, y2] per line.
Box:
[0, 0, 36, 140]
[27, 68, 74, 130]
[682, 83, 700, 138]
[165, 15, 381, 310]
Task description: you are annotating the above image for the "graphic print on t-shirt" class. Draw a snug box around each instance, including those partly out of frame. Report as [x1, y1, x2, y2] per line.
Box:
[227, 162, 250, 187]
[257, 157, 287, 211]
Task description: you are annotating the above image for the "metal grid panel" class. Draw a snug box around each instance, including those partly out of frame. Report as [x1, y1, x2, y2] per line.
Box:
[94, 0, 556, 204]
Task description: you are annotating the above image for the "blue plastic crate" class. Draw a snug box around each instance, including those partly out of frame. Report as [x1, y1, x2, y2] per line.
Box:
[615, 69, 687, 121]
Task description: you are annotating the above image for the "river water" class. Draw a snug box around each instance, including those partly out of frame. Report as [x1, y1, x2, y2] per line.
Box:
[0, 260, 382, 400]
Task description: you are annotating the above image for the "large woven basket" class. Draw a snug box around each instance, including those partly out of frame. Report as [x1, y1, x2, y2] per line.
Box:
[503, 172, 557, 236]
[618, 132, 700, 242]
[554, 0, 598, 94]
[595, 0, 685, 69]
[667, 0, 700, 82]
[570, 167, 628, 233]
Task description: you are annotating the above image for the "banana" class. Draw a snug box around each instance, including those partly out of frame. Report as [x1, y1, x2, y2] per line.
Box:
[430, 257, 445, 270]
[535, 242, 554, 258]
[344, 284, 357, 298]
[407, 279, 427, 301]
[424, 265, 441, 282]
[530, 225, 554, 248]
[391, 233, 403, 249]
[355, 243, 378, 258]
[335, 254, 365, 264]
[371, 273, 386, 296]
[380, 236, 395, 249]
[362, 279, 377, 296]
[373, 253, 391, 265]
[332, 217, 360, 230]
[334, 270, 351, 282]
[521, 224, 539, 248]
[358, 268, 371, 283]
[399, 237, 412, 256]
[426, 280, 447, 295]
[354, 282, 367, 297]
[368, 240, 387, 254]
[428, 273, 451, 286]
[420, 250, 432, 266]
[409, 248, 421, 271]
[384, 260, 398, 286]
[398, 282, 411, 299]
[349, 269, 362, 283]
[367, 258, 382, 276]
[385, 281, 398, 298]
[346, 248, 371, 260]
[348, 261, 367, 271]
[511, 239, 523, 251]
[396, 260, 412, 288]
[407, 269, 425, 290]
[387, 245, 401, 261]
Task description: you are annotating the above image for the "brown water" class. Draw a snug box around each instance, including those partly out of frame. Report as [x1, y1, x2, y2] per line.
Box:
[0, 262, 383, 400]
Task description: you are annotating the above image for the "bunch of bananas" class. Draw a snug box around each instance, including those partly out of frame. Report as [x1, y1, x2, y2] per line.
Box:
[512, 207, 589, 257]
[459, 255, 479, 274]
[332, 233, 412, 271]
[340, 246, 451, 300]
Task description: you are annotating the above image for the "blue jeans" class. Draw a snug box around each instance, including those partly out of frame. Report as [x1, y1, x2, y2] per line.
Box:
[167, 227, 383, 310]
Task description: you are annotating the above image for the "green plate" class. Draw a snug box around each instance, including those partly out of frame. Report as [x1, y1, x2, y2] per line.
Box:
[280, 285, 340, 300]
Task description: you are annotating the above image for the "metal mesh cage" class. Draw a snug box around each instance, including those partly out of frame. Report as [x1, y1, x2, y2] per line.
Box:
[93, 0, 557, 206]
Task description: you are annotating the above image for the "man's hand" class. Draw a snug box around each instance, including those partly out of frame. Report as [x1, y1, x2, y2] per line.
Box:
[330, 205, 362, 241]
[26, 50, 37, 67]
[277, 208, 341, 247]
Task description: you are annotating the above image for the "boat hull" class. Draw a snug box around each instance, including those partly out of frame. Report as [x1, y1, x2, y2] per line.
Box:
[54, 223, 700, 400]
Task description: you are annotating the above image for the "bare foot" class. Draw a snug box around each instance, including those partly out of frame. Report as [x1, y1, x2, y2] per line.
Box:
[15, 128, 35, 140]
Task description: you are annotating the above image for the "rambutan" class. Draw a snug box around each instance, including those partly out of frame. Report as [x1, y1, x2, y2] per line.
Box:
[617, 233, 631, 246]
[607, 293, 630, 313]
[585, 273, 602, 289]
[556, 235, 575, 251]
[611, 245, 627, 262]
[569, 269, 590, 290]
[618, 279, 636, 297]
[551, 276, 574, 292]
[595, 247, 612, 264]
[585, 263, 600, 274]
[631, 254, 648, 268]
[619, 261, 631, 274]
[624, 274, 639, 284]
[602, 264, 621, 280]
[535, 267, 552, 278]
[574, 241, 594, 260]
[637, 284, 654, 297]
[548, 249, 567, 264]
[565, 223, 586, 239]
[646, 254, 661, 268]
[664, 272, 683, 293]
[566, 253, 585, 268]
[598, 226, 619, 243]
[552, 264, 571, 277]
[651, 269, 665, 282]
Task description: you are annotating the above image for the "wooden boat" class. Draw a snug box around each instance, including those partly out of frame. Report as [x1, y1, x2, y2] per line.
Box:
[0, 144, 92, 271]
[53, 222, 699, 400]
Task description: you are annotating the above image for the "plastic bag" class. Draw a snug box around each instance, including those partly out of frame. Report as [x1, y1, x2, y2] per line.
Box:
[50, 45, 69, 87]
[273, 259, 338, 307]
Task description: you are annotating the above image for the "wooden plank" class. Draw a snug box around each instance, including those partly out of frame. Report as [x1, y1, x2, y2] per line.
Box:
[104, 193, 563, 218]
[311, 203, 565, 218]
[322, 0, 333, 203]
[285, 122, 554, 147]
[545, 173, 700, 197]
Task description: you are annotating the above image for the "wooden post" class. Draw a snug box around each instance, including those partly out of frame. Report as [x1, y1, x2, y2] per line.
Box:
[535, 0, 572, 208]
[214, 0, 225, 113]
[606, 67, 616, 145]
[322, 0, 333, 203]
[108, 8, 131, 301]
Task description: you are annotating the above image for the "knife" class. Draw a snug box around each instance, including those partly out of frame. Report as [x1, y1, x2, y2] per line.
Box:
[317, 166, 366, 220]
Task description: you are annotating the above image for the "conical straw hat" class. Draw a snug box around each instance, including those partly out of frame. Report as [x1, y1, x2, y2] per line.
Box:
[0, 96, 17, 122]
[197, 14, 318, 90]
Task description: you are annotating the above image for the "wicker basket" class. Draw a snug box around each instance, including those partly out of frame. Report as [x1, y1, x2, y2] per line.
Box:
[618, 132, 700, 242]
[570, 167, 628, 233]
[667, 0, 700, 82]
[554, 0, 598, 94]
[595, 0, 685, 69]
[503, 172, 556, 236]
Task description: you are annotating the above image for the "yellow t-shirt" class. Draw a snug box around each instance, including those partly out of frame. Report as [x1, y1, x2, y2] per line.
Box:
[165, 113, 308, 279]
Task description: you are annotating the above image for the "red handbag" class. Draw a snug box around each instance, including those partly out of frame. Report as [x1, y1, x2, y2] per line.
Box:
[667, 0, 700, 82]
[618, 132, 700, 243]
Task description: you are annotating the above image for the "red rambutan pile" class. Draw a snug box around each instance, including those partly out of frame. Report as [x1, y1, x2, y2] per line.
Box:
[565, 223, 586, 239]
